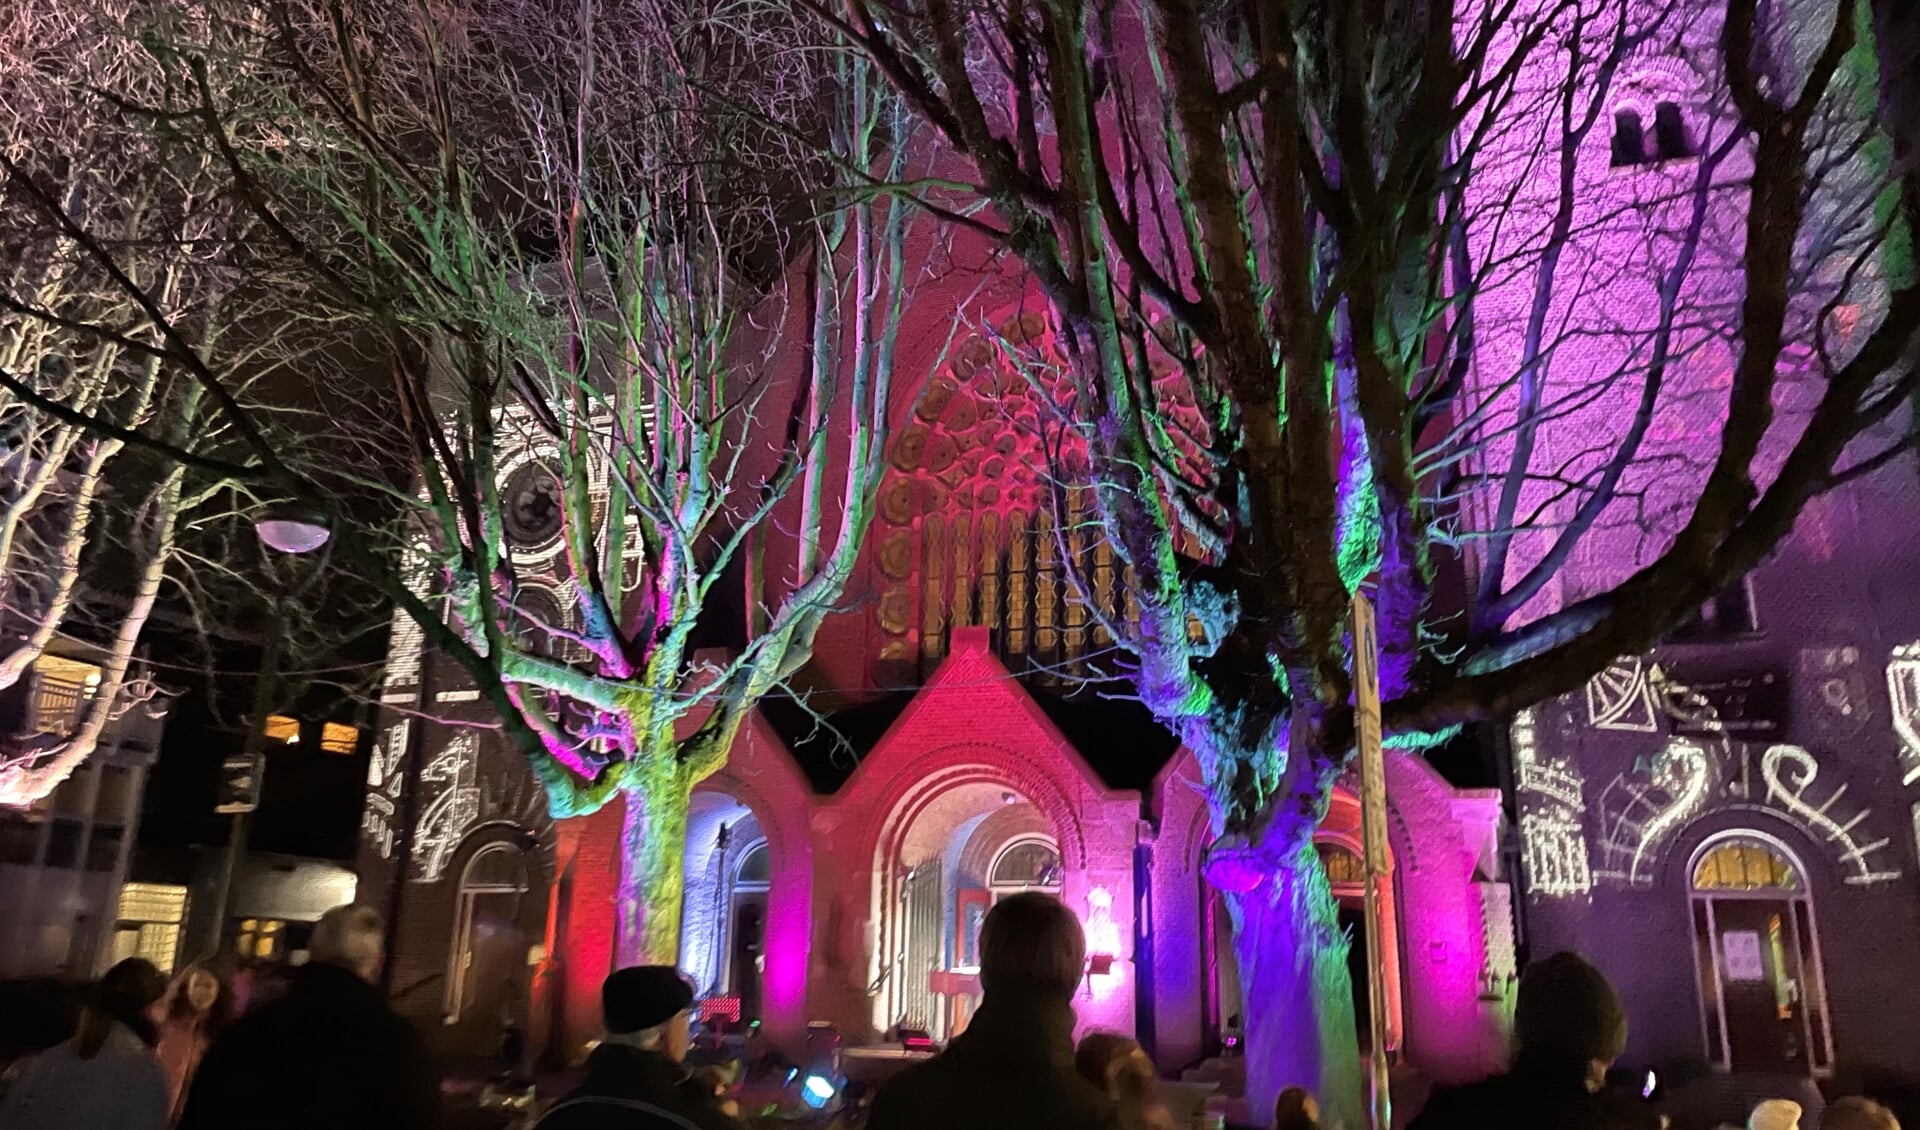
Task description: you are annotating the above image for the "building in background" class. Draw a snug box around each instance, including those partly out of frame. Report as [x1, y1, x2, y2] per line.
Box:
[0, 650, 172, 978]
[354, 321, 1519, 1085]
[349, 0, 1918, 1097]
[1457, 0, 1920, 1086]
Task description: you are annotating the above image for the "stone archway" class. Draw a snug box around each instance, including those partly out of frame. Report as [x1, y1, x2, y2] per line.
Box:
[867, 761, 1078, 1040]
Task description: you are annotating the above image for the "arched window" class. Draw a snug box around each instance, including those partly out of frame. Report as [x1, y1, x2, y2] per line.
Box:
[1687, 832, 1832, 1076]
[989, 837, 1062, 893]
[1611, 108, 1647, 167]
[735, 841, 772, 887]
[445, 843, 532, 1023]
[1653, 101, 1695, 161]
[1692, 837, 1801, 892]
[1317, 841, 1366, 888]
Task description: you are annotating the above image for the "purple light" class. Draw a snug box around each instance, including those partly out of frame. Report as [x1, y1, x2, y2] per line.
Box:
[1202, 837, 1269, 893]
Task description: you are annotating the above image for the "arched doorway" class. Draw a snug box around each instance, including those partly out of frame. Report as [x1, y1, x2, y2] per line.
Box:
[873, 781, 1066, 1042]
[1688, 832, 1834, 1075]
[727, 840, 771, 1025]
[680, 795, 769, 1025]
[445, 842, 534, 1029]
[1203, 838, 1402, 1058]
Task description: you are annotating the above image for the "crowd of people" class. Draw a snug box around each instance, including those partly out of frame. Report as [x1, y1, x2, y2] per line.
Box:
[0, 890, 1909, 1130]
[0, 904, 436, 1130]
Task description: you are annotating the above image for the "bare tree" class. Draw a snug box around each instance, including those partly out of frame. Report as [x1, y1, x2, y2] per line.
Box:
[11, 0, 938, 962]
[812, 0, 1917, 1116]
[0, 2, 264, 807]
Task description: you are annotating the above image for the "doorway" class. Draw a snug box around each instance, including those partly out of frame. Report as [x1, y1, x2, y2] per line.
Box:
[1689, 833, 1834, 1075]
[1203, 840, 1389, 1056]
[726, 841, 771, 1024]
[446, 843, 532, 1032]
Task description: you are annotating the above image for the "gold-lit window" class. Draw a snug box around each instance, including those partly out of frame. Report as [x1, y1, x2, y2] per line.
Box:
[262, 715, 300, 746]
[30, 655, 102, 736]
[1691, 838, 1801, 892]
[1318, 842, 1366, 887]
[235, 917, 285, 958]
[115, 883, 188, 973]
[320, 722, 359, 756]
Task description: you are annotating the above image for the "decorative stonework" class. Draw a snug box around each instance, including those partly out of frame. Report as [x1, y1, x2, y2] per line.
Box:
[871, 310, 1201, 684]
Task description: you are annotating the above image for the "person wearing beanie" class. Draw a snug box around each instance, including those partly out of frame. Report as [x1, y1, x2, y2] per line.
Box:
[1408, 952, 1663, 1130]
[534, 966, 743, 1130]
[868, 892, 1119, 1130]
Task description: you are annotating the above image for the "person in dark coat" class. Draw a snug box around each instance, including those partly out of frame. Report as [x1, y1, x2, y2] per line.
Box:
[1409, 951, 1663, 1130]
[533, 966, 742, 1130]
[867, 892, 1118, 1130]
[176, 904, 438, 1130]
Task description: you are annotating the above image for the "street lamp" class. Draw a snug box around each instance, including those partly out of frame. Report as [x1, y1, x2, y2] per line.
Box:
[253, 508, 332, 555]
[203, 509, 334, 958]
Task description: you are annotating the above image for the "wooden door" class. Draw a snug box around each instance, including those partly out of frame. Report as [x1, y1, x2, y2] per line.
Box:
[1706, 900, 1810, 1074]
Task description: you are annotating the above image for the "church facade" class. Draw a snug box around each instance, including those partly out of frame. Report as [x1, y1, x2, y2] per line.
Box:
[347, 0, 1920, 1099]
[352, 300, 1520, 1086]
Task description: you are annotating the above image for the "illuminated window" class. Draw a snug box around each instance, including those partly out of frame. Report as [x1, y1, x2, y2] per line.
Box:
[320, 722, 359, 756]
[262, 716, 300, 746]
[114, 883, 188, 973]
[235, 918, 285, 958]
[1692, 837, 1801, 892]
[29, 655, 102, 737]
[1318, 842, 1366, 888]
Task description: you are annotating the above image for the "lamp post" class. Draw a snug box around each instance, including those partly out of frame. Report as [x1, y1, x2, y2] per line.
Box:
[204, 510, 331, 957]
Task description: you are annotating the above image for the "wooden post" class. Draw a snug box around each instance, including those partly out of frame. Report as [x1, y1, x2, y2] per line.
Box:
[1351, 593, 1393, 1130]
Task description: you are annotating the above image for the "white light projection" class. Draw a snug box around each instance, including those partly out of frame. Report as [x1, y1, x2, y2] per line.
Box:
[361, 719, 411, 859]
[1513, 709, 1595, 897]
[1762, 744, 1899, 885]
[1596, 738, 1713, 886]
[412, 731, 482, 883]
[1888, 642, 1920, 786]
[1586, 657, 1662, 733]
[1586, 665, 1901, 889]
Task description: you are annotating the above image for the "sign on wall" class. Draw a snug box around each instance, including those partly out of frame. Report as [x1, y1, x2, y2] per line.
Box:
[1721, 930, 1765, 982]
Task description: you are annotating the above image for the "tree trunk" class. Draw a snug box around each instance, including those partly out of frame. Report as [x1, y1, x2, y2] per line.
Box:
[1224, 832, 1364, 1130]
[615, 768, 692, 967]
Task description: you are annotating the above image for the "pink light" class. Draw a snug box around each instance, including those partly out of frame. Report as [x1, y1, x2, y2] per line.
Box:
[1084, 885, 1122, 966]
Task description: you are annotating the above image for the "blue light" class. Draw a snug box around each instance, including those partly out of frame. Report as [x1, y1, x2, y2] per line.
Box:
[802, 1074, 836, 1109]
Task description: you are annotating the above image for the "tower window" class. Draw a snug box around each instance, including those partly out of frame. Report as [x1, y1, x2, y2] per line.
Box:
[1612, 101, 1696, 168]
[1610, 109, 1647, 167]
[1653, 102, 1695, 160]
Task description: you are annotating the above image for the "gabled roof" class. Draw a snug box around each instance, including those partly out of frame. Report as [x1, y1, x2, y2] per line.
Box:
[763, 628, 1180, 799]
